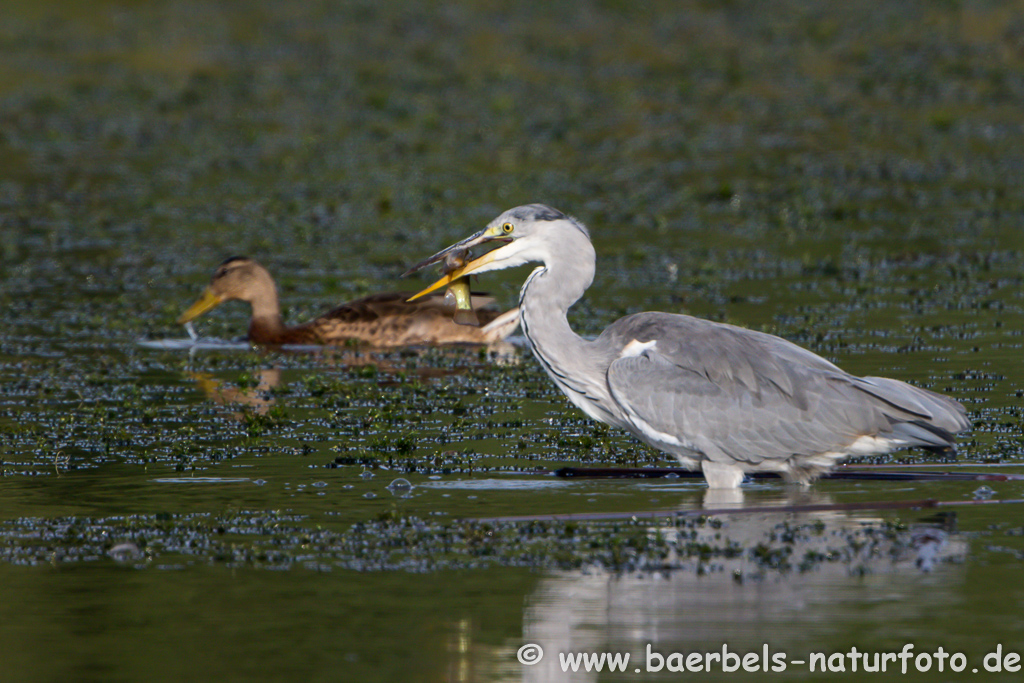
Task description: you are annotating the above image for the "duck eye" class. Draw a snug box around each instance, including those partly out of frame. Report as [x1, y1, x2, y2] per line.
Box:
[501, 222, 514, 234]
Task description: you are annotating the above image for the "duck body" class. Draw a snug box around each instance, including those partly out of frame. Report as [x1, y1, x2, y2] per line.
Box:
[178, 257, 518, 347]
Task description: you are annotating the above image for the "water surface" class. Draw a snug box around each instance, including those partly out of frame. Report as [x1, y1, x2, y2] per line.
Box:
[2, 1, 1024, 681]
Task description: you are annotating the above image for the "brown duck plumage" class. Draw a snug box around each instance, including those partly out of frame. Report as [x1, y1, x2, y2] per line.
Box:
[177, 257, 519, 347]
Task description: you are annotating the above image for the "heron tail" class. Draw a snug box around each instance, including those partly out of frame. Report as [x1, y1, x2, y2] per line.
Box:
[853, 376, 971, 446]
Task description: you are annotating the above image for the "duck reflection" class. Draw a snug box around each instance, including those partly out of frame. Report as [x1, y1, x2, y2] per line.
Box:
[184, 337, 521, 420]
[188, 369, 282, 418]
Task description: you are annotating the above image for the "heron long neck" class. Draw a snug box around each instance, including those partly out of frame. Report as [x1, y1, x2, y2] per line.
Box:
[519, 236, 597, 394]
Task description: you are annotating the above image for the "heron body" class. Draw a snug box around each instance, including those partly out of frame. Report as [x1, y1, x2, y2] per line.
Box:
[178, 257, 520, 347]
[407, 205, 970, 489]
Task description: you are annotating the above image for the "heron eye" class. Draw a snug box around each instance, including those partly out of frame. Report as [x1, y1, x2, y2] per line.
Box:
[501, 222, 514, 234]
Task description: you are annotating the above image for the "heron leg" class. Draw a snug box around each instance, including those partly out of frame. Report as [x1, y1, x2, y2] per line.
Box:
[701, 461, 745, 489]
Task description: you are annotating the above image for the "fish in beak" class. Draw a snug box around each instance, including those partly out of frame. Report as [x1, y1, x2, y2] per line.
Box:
[442, 251, 480, 327]
[404, 226, 512, 302]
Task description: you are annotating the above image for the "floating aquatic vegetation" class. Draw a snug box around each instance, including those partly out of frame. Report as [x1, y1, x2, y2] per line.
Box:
[0, 510, 966, 577]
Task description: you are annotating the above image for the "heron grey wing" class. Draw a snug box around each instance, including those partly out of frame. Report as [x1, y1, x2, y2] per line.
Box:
[597, 312, 845, 400]
[606, 350, 876, 465]
[600, 314, 898, 464]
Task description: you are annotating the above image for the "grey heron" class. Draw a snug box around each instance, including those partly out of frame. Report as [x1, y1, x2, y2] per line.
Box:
[405, 205, 970, 489]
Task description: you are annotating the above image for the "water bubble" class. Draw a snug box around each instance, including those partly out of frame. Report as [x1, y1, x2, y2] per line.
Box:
[363, 492, 377, 499]
[359, 470, 375, 480]
[342, 484, 354, 489]
[109, 542, 141, 561]
[312, 481, 327, 488]
[386, 478, 413, 497]
[254, 479, 267, 486]
[664, 472, 680, 479]
[973, 485, 995, 500]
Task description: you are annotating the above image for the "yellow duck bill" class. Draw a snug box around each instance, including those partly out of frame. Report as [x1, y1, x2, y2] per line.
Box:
[177, 288, 224, 324]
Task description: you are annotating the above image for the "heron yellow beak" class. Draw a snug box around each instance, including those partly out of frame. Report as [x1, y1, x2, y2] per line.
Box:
[405, 224, 512, 301]
[407, 248, 501, 301]
[177, 288, 225, 324]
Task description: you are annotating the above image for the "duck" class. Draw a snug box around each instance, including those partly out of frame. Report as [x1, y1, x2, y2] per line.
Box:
[177, 256, 519, 347]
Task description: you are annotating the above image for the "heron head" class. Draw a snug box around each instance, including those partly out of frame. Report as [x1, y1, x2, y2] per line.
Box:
[405, 204, 588, 301]
[177, 256, 272, 323]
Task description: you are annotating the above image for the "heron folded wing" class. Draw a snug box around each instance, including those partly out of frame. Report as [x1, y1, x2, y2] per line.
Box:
[593, 312, 967, 466]
[606, 348, 876, 465]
